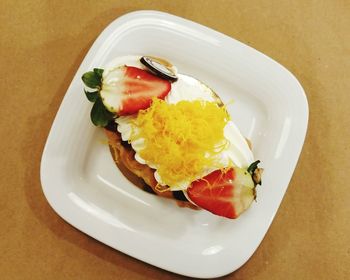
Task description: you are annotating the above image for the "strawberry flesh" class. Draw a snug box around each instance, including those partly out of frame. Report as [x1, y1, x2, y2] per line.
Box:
[102, 66, 171, 116]
[187, 168, 255, 219]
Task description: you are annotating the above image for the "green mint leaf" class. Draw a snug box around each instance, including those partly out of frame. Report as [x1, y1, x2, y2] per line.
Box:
[84, 90, 99, 102]
[93, 68, 104, 79]
[90, 96, 114, 127]
[82, 71, 102, 89]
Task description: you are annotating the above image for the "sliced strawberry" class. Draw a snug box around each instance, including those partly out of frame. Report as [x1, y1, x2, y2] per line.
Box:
[187, 168, 255, 219]
[100, 66, 171, 115]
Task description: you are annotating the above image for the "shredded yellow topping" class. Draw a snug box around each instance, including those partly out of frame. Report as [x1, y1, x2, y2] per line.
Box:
[131, 98, 230, 187]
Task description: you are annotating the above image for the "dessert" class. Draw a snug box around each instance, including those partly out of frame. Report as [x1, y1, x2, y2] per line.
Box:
[82, 55, 262, 219]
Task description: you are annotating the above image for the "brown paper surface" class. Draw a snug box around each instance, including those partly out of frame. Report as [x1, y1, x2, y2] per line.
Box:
[1, 1, 349, 279]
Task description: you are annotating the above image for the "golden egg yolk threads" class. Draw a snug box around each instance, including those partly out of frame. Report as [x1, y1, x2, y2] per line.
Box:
[131, 98, 230, 187]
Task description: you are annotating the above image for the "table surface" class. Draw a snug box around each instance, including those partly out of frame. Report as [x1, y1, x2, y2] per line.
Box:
[1, 1, 349, 279]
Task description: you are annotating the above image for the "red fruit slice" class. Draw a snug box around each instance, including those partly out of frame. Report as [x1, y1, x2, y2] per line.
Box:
[101, 66, 171, 115]
[187, 168, 255, 219]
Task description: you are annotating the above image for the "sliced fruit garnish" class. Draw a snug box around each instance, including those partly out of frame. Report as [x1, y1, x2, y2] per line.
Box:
[101, 66, 171, 115]
[187, 167, 256, 219]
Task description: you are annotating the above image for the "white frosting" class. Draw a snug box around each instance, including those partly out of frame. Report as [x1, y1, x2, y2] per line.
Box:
[165, 74, 215, 104]
[110, 56, 254, 190]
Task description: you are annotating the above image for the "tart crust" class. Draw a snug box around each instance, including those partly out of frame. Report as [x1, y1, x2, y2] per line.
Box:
[104, 129, 198, 209]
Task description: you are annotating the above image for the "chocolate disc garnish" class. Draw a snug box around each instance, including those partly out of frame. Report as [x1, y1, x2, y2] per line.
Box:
[140, 56, 178, 82]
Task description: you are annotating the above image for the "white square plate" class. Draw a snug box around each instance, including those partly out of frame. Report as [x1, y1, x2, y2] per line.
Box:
[40, 11, 308, 278]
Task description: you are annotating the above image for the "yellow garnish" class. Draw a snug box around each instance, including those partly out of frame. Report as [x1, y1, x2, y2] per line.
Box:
[131, 98, 230, 187]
